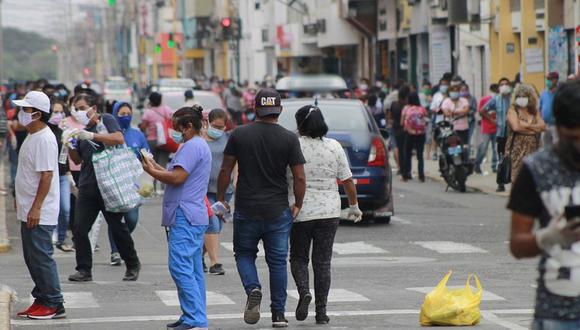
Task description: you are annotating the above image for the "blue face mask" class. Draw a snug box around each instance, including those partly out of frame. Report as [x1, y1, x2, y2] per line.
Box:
[117, 115, 132, 130]
[170, 130, 183, 144]
[439, 85, 449, 94]
[207, 126, 224, 140]
[449, 91, 460, 100]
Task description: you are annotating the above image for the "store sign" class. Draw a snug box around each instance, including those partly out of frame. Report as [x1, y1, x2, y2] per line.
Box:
[525, 48, 544, 73]
[430, 25, 452, 83]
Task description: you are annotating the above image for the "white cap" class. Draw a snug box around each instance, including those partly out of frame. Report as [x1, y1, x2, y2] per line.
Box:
[13, 91, 51, 113]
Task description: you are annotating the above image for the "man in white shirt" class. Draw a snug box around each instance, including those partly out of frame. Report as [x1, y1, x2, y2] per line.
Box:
[13, 91, 65, 320]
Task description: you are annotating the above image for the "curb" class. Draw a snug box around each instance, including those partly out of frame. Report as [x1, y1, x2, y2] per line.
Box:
[0, 285, 15, 330]
[0, 161, 9, 253]
[424, 171, 510, 197]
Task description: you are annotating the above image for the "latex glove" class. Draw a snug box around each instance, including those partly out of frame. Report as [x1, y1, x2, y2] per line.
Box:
[536, 216, 580, 250]
[78, 130, 95, 141]
[347, 204, 363, 222]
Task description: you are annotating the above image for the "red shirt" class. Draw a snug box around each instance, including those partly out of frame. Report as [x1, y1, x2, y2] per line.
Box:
[478, 95, 497, 135]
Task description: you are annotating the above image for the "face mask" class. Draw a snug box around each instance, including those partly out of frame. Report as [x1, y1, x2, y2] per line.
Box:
[72, 108, 92, 126]
[439, 85, 448, 94]
[170, 129, 183, 144]
[515, 97, 529, 108]
[449, 91, 460, 100]
[460, 91, 470, 98]
[18, 110, 37, 127]
[499, 85, 511, 95]
[207, 126, 224, 140]
[422, 89, 431, 96]
[49, 112, 64, 126]
[546, 80, 553, 89]
[117, 115, 132, 130]
[246, 112, 256, 121]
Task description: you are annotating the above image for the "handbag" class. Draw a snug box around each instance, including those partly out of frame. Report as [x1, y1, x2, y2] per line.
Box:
[152, 108, 178, 153]
[92, 146, 143, 213]
[496, 130, 516, 185]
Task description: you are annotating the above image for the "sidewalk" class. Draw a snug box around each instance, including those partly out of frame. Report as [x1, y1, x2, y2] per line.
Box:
[0, 161, 9, 253]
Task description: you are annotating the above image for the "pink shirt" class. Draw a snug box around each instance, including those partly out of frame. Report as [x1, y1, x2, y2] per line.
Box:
[141, 105, 173, 141]
[441, 97, 469, 131]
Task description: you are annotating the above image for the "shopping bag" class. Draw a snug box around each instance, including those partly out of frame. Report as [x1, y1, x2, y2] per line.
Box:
[92, 146, 143, 213]
[419, 271, 482, 326]
[156, 118, 179, 153]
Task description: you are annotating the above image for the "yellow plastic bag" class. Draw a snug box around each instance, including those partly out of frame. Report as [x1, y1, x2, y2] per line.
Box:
[419, 271, 482, 326]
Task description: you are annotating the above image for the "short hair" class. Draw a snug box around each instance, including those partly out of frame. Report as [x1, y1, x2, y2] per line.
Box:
[553, 80, 580, 128]
[398, 85, 411, 102]
[208, 108, 228, 123]
[173, 104, 203, 133]
[490, 84, 499, 93]
[51, 100, 70, 117]
[498, 77, 511, 85]
[73, 93, 96, 107]
[149, 92, 162, 107]
[295, 105, 328, 139]
[368, 94, 378, 107]
[407, 91, 421, 107]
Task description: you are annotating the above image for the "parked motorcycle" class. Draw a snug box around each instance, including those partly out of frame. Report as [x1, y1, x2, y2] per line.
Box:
[436, 120, 473, 193]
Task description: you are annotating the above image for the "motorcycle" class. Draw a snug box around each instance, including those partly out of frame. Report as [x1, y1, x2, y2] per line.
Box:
[435, 120, 473, 193]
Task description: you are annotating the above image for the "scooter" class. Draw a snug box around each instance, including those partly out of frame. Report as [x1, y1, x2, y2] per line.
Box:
[435, 120, 473, 193]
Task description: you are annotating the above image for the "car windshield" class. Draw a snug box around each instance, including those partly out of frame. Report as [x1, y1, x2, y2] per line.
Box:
[195, 94, 223, 110]
[159, 79, 195, 90]
[163, 92, 223, 112]
[278, 102, 371, 132]
[105, 81, 129, 90]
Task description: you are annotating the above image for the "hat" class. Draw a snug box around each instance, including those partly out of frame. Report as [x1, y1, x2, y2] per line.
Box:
[12, 91, 51, 113]
[547, 72, 559, 80]
[254, 88, 282, 116]
[184, 90, 194, 99]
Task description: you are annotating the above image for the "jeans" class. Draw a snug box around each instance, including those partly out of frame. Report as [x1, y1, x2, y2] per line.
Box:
[403, 134, 425, 180]
[206, 193, 232, 234]
[168, 208, 208, 328]
[21, 223, 64, 308]
[290, 218, 339, 311]
[56, 175, 71, 244]
[233, 208, 293, 313]
[73, 187, 140, 273]
[107, 207, 139, 254]
[532, 319, 580, 330]
[475, 133, 498, 168]
[7, 138, 17, 188]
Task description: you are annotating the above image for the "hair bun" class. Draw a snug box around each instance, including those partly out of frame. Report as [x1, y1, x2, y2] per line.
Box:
[191, 104, 203, 116]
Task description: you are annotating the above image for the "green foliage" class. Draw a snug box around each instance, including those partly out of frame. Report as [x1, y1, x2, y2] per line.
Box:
[2, 27, 58, 81]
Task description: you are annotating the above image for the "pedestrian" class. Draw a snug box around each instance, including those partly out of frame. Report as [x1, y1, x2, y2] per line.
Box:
[47, 100, 74, 252]
[483, 77, 513, 192]
[540, 72, 559, 146]
[183, 90, 197, 108]
[368, 93, 386, 129]
[223, 79, 244, 125]
[508, 79, 580, 330]
[242, 84, 257, 122]
[505, 84, 545, 181]
[474, 84, 499, 174]
[401, 91, 428, 182]
[441, 85, 470, 145]
[140, 92, 172, 194]
[387, 85, 410, 176]
[217, 88, 306, 328]
[203, 108, 231, 275]
[142, 105, 211, 330]
[13, 91, 65, 319]
[430, 77, 450, 160]
[107, 101, 149, 266]
[67, 93, 141, 282]
[289, 105, 362, 325]
[460, 83, 478, 150]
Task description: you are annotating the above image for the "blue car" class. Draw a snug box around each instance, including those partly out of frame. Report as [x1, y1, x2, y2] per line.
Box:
[278, 98, 394, 223]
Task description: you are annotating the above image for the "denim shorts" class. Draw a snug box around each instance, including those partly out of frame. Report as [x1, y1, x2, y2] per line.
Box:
[206, 193, 231, 234]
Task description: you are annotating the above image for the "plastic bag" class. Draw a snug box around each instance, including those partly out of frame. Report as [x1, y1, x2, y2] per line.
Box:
[419, 271, 482, 326]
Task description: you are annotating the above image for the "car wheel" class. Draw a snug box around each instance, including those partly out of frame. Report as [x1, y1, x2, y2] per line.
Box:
[374, 216, 391, 224]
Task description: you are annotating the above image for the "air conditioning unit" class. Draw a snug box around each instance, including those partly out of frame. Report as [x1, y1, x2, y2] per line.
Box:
[467, 0, 480, 16]
[317, 19, 326, 33]
[511, 11, 521, 32]
[535, 8, 545, 31]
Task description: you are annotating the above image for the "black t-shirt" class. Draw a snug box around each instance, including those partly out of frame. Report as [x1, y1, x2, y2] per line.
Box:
[224, 121, 305, 220]
[49, 125, 68, 176]
[507, 164, 547, 225]
[390, 101, 405, 131]
[77, 114, 121, 189]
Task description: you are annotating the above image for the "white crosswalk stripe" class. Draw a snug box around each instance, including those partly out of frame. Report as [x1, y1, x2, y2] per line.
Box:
[287, 289, 370, 302]
[413, 241, 488, 253]
[406, 286, 506, 301]
[155, 290, 236, 306]
[30, 292, 99, 308]
[221, 241, 388, 256]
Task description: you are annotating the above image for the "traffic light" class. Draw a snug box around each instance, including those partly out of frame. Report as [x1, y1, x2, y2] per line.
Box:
[221, 18, 232, 28]
[155, 43, 162, 54]
[221, 17, 240, 40]
[167, 33, 175, 49]
[108, 0, 116, 7]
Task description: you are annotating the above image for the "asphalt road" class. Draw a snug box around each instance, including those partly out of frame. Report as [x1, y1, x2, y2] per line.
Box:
[1, 175, 538, 330]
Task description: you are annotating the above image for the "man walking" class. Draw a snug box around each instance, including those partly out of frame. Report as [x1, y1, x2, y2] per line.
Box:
[217, 88, 306, 328]
[474, 84, 499, 174]
[14, 91, 65, 319]
[540, 71, 559, 145]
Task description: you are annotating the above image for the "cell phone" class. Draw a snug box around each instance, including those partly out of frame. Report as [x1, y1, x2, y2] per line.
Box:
[139, 149, 148, 163]
[564, 206, 580, 221]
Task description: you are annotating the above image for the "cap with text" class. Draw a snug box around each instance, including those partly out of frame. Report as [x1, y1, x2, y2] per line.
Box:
[12, 91, 51, 113]
[254, 88, 282, 116]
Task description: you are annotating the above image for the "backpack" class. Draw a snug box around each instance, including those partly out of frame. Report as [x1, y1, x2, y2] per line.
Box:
[404, 105, 427, 135]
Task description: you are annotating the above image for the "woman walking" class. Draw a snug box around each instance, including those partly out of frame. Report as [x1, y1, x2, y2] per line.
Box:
[142, 105, 211, 330]
[289, 105, 362, 325]
[400, 92, 429, 182]
[506, 84, 546, 180]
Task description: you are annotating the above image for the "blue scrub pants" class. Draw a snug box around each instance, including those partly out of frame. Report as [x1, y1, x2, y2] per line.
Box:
[168, 208, 208, 328]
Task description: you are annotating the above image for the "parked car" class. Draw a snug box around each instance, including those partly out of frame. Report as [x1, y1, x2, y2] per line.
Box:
[278, 98, 394, 223]
[276, 74, 349, 99]
[104, 76, 132, 104]
[158, 78, 196, 93]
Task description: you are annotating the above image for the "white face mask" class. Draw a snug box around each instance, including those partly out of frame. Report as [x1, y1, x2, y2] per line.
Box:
[499, 85, 511, 95]
[515, 97, 529, 108]
[18, 110, 37, 127]
[72, 107, 92, 126]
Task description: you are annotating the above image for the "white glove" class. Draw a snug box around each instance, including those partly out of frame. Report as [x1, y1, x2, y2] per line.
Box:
[78, 130, 95, 141]
[536, 216, 580, 251]
[347, 204, 363, 223]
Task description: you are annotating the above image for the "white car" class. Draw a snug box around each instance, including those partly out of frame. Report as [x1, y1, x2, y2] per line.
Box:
[104, 77, 132, 104]
[158, 78, 196, 93]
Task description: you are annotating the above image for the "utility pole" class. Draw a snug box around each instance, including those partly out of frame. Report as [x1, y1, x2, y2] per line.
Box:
[0, 0, 5, 84]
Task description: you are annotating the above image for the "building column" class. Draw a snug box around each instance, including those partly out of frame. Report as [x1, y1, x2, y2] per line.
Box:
[520, 0, 546, 89]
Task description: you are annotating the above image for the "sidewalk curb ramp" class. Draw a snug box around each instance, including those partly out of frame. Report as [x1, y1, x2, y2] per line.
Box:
[0, 285, 15, 330]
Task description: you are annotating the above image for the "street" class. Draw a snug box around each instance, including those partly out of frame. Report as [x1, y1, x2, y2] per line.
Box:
[2, 174, 537, 330]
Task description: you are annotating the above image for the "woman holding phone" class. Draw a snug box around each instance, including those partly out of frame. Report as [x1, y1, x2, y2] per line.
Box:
[142, 105, 211, 330]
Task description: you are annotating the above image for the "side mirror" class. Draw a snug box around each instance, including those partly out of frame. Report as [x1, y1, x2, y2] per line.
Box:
[379, 129, 389, 140]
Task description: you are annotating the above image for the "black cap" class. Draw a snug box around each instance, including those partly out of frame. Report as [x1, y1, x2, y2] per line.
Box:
[254, 88, 282, 116]
[184, 90, 194, 99]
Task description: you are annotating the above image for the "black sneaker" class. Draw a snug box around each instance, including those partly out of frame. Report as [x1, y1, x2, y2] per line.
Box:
[272, 311, 288, 328]
[295, 292, 311, 321]
[123, 264, 141, 281]
[110, 252, 122, 266]
[474, 164, 482, 174]
[496, 184, 506, 192]
[68, 271, 92, 282]
[244, 288, 262, 324]
[315, 312, 330, 325]
[209, 263, 225, 275]
[166, 320, 182, 329]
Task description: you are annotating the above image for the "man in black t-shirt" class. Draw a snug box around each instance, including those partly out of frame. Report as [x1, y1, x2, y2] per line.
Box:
[218, 88, 306, 328]
[508, 80, 580, 329]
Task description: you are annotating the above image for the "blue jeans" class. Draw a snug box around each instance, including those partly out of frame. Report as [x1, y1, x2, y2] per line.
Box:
[168, 208, 208, 328]
[56, 175, 71, 244]
[233, 208, 293, 313]
[533, 319, 580, 330]
[108, 207, 139, 254]
[7, 138, 17, 188]
[475, 133, 498, 168]
[21, 223, 64, 307]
